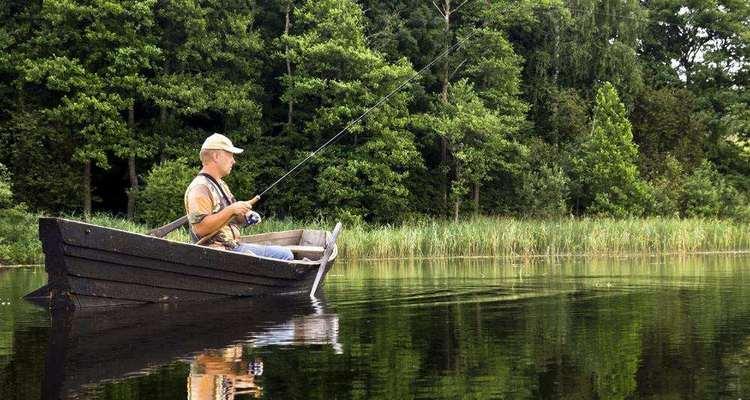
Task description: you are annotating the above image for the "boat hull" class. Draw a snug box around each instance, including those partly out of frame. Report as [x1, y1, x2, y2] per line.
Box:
[29, 218, 338, 309]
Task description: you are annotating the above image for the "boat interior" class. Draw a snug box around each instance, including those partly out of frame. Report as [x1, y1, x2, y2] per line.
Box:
[240, 229, 330, 261]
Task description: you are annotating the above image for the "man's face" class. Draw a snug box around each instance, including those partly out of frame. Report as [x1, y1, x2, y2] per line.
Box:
[216, 150, 236, 177]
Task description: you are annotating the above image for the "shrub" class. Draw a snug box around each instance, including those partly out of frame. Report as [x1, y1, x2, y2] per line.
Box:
[645, 155, 684, 217]
[680, 160, 748, 219]
[137, 158, 198, 227]
[521, 163, 570, 217]
[0, 163, 13, 209]
[0, 204, 42, 264]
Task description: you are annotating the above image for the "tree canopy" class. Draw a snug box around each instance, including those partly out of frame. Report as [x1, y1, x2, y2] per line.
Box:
[0, 0, 747, 223]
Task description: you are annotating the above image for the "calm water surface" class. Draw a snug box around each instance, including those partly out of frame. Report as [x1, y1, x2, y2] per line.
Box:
[1, 256, 750, 399]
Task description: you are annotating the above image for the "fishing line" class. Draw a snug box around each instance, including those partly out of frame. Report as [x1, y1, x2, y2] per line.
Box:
[257, 1, 695, 198]
[258, 28, 480, 197]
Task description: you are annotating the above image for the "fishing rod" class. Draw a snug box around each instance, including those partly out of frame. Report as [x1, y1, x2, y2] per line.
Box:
[255, 1, 674, 198]
[257, 29, 480, 198]
[148, 26, 480, 239]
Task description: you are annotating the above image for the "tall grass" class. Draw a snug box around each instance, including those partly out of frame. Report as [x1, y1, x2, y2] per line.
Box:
[2, 213, 749, 265]
[338, 217, 750, 259]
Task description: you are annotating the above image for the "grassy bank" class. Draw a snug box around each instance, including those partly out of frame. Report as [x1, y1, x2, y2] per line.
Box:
[339, 217, 750, 259]
[1, 212, 749, 265]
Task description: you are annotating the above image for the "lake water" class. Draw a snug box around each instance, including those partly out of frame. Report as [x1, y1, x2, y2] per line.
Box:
[2, 256, 750, 399]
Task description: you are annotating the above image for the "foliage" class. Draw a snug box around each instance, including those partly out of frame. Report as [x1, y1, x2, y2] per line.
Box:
[0, 163, 12, 209]
[0, 0, 747, 225]
[0, 204, 42, 265]
[422, 79, 526, 218]
[631, 87, 706, 177]
[680, 160, 749, 219]
[279, 0, 421, 222]
[136, 158, 197, 227]
[516, 140, 571, 218]
[645, 155, 684, 217]
[571, 82, 650, 217]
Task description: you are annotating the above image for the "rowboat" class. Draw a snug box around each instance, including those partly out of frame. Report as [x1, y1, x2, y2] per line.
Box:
[25, 217, 341, 309]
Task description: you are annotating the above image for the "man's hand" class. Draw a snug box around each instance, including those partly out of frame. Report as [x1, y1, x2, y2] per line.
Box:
[192, 201, 250, 238]
[226, 201, 253, 216]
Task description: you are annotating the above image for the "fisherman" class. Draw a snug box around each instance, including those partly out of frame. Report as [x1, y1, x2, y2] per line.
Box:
[184, 133, 294, 260]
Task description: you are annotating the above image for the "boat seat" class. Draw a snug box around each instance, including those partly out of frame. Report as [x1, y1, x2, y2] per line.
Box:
[284, 245, 325, 260]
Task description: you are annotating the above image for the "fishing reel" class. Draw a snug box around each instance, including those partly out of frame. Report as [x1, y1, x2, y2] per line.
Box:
[244, 211, 262, 226]
[248, 359, 264, 376]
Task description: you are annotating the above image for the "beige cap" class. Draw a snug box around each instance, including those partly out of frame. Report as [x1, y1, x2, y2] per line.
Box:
[201, 133, 244, 154]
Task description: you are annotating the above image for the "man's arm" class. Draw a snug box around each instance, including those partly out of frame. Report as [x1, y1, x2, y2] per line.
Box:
[192, 202, 252, 238]
[186, 184, 252, 238]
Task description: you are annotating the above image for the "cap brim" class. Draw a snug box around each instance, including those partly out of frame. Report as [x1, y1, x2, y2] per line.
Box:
[228, 146, 244, 154]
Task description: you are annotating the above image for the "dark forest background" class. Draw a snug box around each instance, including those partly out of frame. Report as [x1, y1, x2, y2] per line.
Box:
[0, 0, 748, 226]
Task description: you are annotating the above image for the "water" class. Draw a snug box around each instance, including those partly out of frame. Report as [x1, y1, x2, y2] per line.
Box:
[2, 256, 750, 399]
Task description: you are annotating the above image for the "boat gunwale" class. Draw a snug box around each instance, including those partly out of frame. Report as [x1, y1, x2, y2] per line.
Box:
[45, 217, 338, 271]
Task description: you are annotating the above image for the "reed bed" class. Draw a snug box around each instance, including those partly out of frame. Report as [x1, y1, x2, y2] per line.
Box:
[2, 214, 749, 265]
[337, 217, 750, 260]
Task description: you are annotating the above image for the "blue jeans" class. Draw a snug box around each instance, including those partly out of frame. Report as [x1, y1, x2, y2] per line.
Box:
[231, 243, 294, 261]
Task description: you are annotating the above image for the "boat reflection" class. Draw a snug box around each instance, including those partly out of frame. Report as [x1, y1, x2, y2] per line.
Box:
[43, 295, 340, 399]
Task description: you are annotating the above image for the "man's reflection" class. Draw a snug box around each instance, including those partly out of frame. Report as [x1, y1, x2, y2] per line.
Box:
[186, 307, 341, 399]
[188, 345, 263, 399]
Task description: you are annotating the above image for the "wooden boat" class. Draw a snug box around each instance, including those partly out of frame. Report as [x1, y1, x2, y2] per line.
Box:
[26, 217, 341, 309]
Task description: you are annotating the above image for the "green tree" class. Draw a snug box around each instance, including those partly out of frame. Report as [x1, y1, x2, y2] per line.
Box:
[680, 160, 748, 219]
[630, 87, 707, 178]
[143, 0, 264, 212]
[0, 163, 12, 209]
[642, 0, 750, 189]
[137, 157, 197, 226]
[19, 0, 157, 219]
[103, 0, 161, 219]
[571, 82, 650, 217]
[0, 1, 84, 212]
[278, 0, 421, 222]
[424, 80, 526, 220]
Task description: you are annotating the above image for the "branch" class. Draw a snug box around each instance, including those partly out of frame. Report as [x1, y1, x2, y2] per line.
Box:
[449, 58, 468, 80]
[432, 1, 446, 18]
[453, 0, 473, 14]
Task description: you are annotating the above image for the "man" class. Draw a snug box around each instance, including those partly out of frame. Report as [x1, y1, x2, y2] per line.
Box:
[184, 133, 293, 260]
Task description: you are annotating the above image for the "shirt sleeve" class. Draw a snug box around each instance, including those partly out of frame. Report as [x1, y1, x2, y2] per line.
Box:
[186, 184, 214, 225]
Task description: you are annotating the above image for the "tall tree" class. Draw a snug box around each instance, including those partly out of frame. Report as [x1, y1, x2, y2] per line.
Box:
[21, 0, 139, 219]
[95, 0, 161, 219]
[279, 0, 421, 222]
[423, 79, 525, 220]
[147, 0, 264, 159]
[631, 87, 707, 177]
[571, 82, 650, 216]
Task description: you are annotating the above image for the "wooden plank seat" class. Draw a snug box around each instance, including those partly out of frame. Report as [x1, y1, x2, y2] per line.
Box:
[240, 229, 328, 260]
[284, 245, 325, 260]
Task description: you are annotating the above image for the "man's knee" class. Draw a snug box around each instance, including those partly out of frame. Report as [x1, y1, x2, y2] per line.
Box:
[272, 246, 294, 261]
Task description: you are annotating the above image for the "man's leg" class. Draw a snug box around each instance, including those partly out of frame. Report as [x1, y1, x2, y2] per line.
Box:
[232, 243, 294, 261]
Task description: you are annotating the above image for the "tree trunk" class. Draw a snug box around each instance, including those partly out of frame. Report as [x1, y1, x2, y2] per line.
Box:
[440, 0, 452, 214]
[159, 107, 168, 162]
[127, 156, 137, 219]
[285, 2, 294, 126]
[553, 18, 560, 85]
[126, 104, 138, 220]
[453, 199, 460, 222]
[83, 159, 92, 221]
[473, 183, 480, 214]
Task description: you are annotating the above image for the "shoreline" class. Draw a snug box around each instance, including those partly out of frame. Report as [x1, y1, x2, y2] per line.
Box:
[2, 213, 749, 265]
[4, 250, 750, 269]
